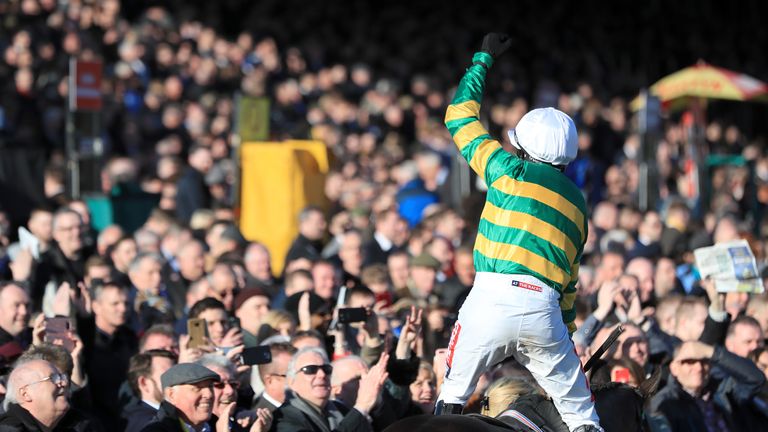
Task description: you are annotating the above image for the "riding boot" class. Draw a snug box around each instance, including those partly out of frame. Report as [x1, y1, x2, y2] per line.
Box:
[434, 400, 464, 415]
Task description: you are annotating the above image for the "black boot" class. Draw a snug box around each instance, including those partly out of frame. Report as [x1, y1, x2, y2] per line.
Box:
[434, 400, 464, 415]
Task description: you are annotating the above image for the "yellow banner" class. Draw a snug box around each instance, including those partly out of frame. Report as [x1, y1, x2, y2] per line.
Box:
[239, 141, 329, 275]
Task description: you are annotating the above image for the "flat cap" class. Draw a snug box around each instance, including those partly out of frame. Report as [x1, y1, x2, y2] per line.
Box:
[161, 363, 220, 389]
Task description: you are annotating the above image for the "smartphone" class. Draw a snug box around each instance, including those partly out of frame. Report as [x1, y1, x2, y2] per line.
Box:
[337, 307, 368, 324]
[228, 316, 241, 330]
[241, 346, 272, 365]
[45, 317, 75, 352]
[611, 366, 632, 384]
[374, 291, 392, 308]
[187, 318, 207, 349]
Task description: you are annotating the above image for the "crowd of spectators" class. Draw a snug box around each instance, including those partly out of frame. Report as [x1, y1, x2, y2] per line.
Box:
[1, 0, 768, 431]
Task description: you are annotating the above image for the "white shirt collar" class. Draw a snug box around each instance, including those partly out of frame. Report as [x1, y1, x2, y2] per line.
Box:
[142, 399, 161, 410]
[261, 390, 283, 408]
[374, 232, 393, 252]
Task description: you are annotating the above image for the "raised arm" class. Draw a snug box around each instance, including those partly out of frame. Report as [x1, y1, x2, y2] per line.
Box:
[444, 34, 513, 182]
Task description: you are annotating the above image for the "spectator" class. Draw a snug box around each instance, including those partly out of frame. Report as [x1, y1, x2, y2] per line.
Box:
[243, 243, 275, 295]
[188, 298, 241, 348]
[108, 235, 138, 287]
[129, 252, 173, 330]
[408, 361, 437, 414]
[139, 325, 179, 355]
[336, 230, 364, 290]
[81, 281, 137, 431]
[311, 260, 338, 302]
[27, 208, 87, 307]
[387, 251, 410, 295]
[395, 253, 440, 308]
[725, 316, 764, 358]
[0, 283, 31, 349]
[0, 360, 70, 431]
[650, 341, 766, 432]
[233, 288, 270, 347]
[123, 350, 177, 432]
[363, 209, 400, 266]
[284, 207, 327, 265]
[175, 145, 213, 225]
[194, 355, 249, 427]
[270, 347, 384, 432]
[437, 245, 475, 309]
[208, 263, 238, 311]
[254, 343, 297, 412]
[140, 363, 223, 432]
[394, 161, 439, 228]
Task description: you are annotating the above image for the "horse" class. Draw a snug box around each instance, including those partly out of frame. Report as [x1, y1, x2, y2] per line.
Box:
[383, 369, 661, 432]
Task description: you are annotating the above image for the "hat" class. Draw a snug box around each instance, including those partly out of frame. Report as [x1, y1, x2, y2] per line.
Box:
[283, 290, 333, 324]
[160, 363, 220, 389]
[507, 107, 578, 166]
[409, 252, 441, 270]
[233, 287, 269, 312]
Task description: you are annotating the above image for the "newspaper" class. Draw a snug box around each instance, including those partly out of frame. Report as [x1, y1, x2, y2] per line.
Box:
[693, 239, 764, 293]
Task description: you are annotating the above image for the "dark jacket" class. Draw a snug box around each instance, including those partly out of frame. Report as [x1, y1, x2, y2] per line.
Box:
[650, 346, 766, 432]
[122, 401, 158, 432]
[79, 316, 138, 432]
[270, 392, 372, 432]
[284, 234, 323, 265]
[252, 394, 281, 413]
[140, 401, 213, 432]
[175, 167, 211, 225]
[362, 237, 390, 266]
[0, 404, 99, 432]
[29, 243, 85, 310]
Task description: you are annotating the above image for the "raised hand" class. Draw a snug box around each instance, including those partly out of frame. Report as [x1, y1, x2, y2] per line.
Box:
[249, 408, 273, 432]
[31, 313, 46, 346]
[396, 306, 422, 359]
[220, 326, 244, 348]
[354, 352, 390, 414]
[593, 280, 619, 321]
[480, 33, 514, 59]
[215, 399, 237, 432]
[298, 291, 312, 331]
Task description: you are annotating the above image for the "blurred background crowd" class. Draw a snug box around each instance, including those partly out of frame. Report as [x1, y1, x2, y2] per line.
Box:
[1, 0, 768, 431]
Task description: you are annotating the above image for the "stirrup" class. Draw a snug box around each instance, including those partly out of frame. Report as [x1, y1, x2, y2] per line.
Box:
[434, 400, 464, 415]
[572, 425, 603, 432]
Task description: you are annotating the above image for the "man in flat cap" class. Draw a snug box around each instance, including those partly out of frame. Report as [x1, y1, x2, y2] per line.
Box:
[140, 363, 221, 432]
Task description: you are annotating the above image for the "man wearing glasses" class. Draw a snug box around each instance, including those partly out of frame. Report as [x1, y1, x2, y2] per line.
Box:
[0, 359, 70, 430]
[253, 343, 296, 412]
[271, 347, 386, 432]
[650, 340, 766, 432]
[196, 355, 241, 425]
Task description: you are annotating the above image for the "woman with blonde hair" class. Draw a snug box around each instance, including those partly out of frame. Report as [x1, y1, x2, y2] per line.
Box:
[410, 361, 438, 413]
[481, 376, 540, 417]
[260, 309, 296, 337]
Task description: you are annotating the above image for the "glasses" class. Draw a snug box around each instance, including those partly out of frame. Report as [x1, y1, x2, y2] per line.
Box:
[297, 364, 333, 375]
[213, 380, 241, 390]
[22, 372, 68, 389]
[623, 336, 648, 346]
[677, 358, 710, 366]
